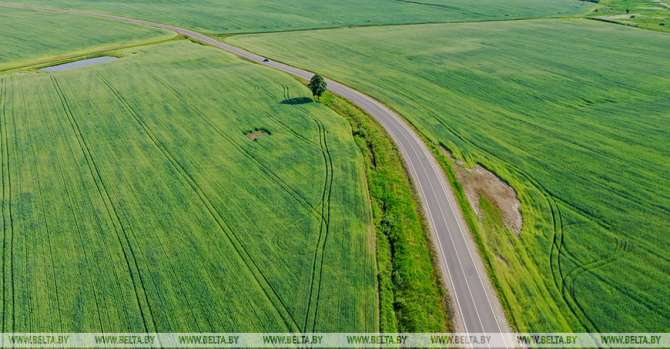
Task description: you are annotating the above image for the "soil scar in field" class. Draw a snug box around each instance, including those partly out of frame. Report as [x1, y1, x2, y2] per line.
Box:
[245, 128, 271, 141]
[443, 148, 522, 234]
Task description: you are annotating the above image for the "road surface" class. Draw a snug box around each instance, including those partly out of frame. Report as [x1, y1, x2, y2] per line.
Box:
[97, 14, 512, 336]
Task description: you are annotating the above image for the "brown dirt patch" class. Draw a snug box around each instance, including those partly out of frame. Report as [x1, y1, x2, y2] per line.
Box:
[443, 148, 522, 234]
[245, 127, 271, 141]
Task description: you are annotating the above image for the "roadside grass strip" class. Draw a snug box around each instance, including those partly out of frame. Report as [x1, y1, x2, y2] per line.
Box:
[320, 92, 451, 332]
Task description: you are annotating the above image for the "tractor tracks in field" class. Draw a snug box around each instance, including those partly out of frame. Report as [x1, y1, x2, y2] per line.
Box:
[153, 76, 341, 331]
[152, 76, 321, 220]
[153, 75, 327, 330]
[546, 192, 601, 332]
[559, 238, 628, 329]
[509, 160, 667, 329]
[432, 116, 636, 331]
[268, 87, 321, 148]
[303, 118, 334, 332]
[276, 85, 333, 331]
[266, 112, 320, 148]
[50, 84, 135, 330]
[541, 176, 670, 326]
[57, 167, 106, 331]
[511, 160, 667, 329]
[19, 79, 68, 330]
[438, 113, 670, 328]
[50, 75, 159, 333]
[435, 111, 669, 266]
[97, 73, 300, 331]
[33, 163, 65, 330]
[0, 77, 16, 333]
[150, 76, 332, 331]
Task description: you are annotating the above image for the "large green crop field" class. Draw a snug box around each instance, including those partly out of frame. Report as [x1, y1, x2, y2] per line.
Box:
[0, 40, 380, 332]
[229, 19, 670, 332]
[0, 6, 173, 71]
[1, 0, 593, 33]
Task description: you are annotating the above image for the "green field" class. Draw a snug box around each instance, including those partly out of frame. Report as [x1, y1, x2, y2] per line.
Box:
[229, 19, 670, 332]
[1, 0, 592, 33]
[0, 6, 173, 71]
[589, 0, 670, 32]
[0, 40, 381, 332]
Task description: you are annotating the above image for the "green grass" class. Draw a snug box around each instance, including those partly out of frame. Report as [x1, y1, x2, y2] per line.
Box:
[0, 40, 379, 332]
[1, 0, 592, 34]
[320, 91, 450, 332]
[588, 0, 670, 32]
[228, 19, 670, 332]
[0, 6, 173, 71]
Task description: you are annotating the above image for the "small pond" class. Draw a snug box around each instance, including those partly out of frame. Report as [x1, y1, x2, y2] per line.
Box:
[40, 56, 118, 72]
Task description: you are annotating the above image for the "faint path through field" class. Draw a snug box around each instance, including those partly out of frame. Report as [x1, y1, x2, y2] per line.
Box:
[10, 5, 513, 336]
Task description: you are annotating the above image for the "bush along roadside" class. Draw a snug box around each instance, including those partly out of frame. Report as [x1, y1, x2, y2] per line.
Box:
[320, 92, 451, 332]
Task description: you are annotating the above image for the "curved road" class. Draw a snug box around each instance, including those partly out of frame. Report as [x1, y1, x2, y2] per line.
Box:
[101, 14, 511, 336]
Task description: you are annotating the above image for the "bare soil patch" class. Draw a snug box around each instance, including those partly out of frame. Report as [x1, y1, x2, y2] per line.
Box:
[245, 127, 271, 141]
[443, 148, 522, 234]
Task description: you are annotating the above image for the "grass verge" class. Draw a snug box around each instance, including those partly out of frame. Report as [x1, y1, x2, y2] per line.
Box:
[320, 91, 451, 332]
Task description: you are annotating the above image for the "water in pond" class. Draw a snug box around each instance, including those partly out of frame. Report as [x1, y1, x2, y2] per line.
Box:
[40, 56, 118, 72]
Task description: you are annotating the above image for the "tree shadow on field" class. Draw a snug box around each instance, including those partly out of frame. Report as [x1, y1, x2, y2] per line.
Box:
[281, 97, 313, 105]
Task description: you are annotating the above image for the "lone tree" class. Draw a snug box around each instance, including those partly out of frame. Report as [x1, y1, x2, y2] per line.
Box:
[308, 74, 327, 101]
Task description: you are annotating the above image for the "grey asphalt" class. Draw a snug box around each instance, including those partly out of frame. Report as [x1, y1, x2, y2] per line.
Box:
[101, 14, 513, 337]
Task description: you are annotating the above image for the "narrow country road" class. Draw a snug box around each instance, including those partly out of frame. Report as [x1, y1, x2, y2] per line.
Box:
[98, 13, 512, 336]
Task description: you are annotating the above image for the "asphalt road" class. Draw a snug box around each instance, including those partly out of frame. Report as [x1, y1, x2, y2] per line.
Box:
[99, 14, 513, 336]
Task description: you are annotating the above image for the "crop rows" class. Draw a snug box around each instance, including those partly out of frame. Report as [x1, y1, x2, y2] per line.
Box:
[0, 41, 377, 331]
[0, 76, 15, 333]
[0, 6, 171, 72]
[50, 75, 158, 331]
[0, 0, 592, 35]
[96, 73, 301, 330]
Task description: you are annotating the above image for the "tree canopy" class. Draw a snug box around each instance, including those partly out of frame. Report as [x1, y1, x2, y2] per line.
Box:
[308, 74, 327, 100]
